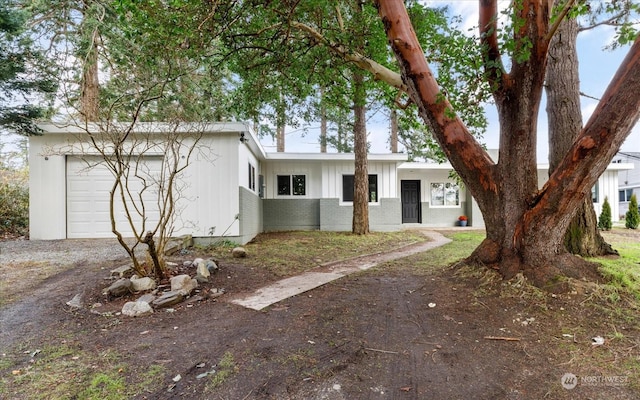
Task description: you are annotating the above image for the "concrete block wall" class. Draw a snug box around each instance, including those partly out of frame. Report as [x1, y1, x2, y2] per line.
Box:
[320, 198, 402, 232]
[263, 199, 321, 231]
[420, 201, 468, 227]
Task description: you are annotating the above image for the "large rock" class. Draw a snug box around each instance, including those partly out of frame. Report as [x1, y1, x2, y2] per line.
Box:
[152, 291, 184, 308]
[104, 278, 133, 298]
[170, 274, 198, 295]
[130, 276, 157, 292]
[232, 247, 247, 258]
[122, 301, 153, 317]
[111, 265, 134, 278]
[196, 261, 210, 279]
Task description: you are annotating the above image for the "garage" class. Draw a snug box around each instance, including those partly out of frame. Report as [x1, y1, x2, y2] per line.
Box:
[66, 155, 163, 238]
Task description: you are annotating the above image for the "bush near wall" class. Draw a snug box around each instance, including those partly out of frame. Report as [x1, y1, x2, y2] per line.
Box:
[0, 170, 29, 237]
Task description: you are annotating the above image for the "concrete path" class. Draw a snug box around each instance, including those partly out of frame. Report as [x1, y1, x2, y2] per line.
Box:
[230, 231, 452, 310]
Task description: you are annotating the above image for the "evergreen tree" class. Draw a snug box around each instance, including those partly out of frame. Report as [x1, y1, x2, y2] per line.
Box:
[0, 2, 55, 135]
[598, 196, 612, 231]
[626, 194, 640, 229]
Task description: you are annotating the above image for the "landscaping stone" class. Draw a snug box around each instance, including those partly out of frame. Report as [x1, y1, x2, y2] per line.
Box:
[196, 261, 210, 279]
[111, 265, 134, 278]
[152, 291, 184, 308]
[130, 276, 157, 292]
[232, 247, 247, 258]
[104, 278, 133, 297]
[206, 260, 218, 273]
[122, 301, 153, 317]
[170, 274, 198, 295]
[66, 294, 83, 309]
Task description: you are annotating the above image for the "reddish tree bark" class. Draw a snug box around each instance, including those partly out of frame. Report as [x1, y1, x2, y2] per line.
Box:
[376, 0, 640, 288]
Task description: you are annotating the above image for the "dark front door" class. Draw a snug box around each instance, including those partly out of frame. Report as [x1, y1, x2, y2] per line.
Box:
[401, 180, 421, 223]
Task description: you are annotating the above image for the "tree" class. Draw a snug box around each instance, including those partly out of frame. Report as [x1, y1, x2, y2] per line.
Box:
[0, 2, 55, 135]
[545, 5, 617, 256]
[375, 1, 640, 288]
[598, 197, 612, 231]
[626, 194, 640, 229]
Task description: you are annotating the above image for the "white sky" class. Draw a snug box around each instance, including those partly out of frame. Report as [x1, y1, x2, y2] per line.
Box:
[263, 1, 639, 161]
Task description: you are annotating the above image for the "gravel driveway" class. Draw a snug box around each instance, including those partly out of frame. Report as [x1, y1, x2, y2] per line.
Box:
[0, 238, 142, 266]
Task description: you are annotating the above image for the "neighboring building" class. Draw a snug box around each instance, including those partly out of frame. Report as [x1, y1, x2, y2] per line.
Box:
[29, 123, 632, 243]
[612, 152, 640, 218]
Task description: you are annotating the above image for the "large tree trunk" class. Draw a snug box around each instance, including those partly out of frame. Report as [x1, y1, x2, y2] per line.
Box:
[376, 1, 640, 288]
[276, 97, 285, 152]
[545, 7, 617, 257]
[79, 30, 99, 121]
[352, 71, 369, 235]
[320, 87, 327, 153]
[390, 108, 398, 153]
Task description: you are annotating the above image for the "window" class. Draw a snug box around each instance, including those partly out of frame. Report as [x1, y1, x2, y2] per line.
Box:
[277, 175, 306, 196]
[592, 181, 599, 203]
[342, 174, 378, 202]
[620, 188, 634, 202]
[248, 163, 256, 191]
[430, 182, 459, 206]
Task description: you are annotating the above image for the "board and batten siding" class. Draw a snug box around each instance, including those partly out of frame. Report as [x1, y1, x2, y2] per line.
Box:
[321, 161, 398, 201]
[29, 124, 256, 240]
[261, 160, 323, 199]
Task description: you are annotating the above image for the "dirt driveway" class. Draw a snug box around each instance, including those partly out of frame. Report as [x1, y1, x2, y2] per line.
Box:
[1, 231, 639, 399]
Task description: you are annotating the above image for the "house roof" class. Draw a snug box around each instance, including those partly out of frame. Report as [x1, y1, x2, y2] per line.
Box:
[265, 152, 408, 162]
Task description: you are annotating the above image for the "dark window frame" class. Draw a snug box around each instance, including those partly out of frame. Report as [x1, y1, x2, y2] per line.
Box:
[277, 174, 306, 196]
[342, 174, 378, 203]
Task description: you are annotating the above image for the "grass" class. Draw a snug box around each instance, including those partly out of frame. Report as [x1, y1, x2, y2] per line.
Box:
[0, 343, 166, 400]
[205, 352, 239, 392]
[208, 230, 429, 276]
[595, 229, 640, 299]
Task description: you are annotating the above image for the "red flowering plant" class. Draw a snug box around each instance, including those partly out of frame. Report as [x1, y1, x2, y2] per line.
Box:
[458, 215, 468, 221]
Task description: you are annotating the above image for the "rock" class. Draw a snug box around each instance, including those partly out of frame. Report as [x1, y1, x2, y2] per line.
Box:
[122, 301, 153, 317]
[130, 276, 157, 292]
[104, 278, 133, 297]
[206, 260, 218, 273]
[196, 262, 210, 279]
[66, 294, 83, 309]
[232, 247, 247, 258]
[165, 262, 179, 272]
[192, 258, 204, 267]
[195, 274, 209, 284]
[170, 274, 198, 295]
[111, 265, 134, 278]
[152, 291, 184, 308]
[137, 293, 156, 304]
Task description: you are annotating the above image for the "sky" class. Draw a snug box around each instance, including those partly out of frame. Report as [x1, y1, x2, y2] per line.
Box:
[260, 1, 639, 162]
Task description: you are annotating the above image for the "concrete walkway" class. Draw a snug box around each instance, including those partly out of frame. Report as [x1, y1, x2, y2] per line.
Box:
[230, 231, 452, 311]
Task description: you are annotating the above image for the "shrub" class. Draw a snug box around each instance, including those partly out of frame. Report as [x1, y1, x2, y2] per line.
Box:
[625, 194, 639, 229]
[0, 170, 29, 237]
[598, 196, 612, 231]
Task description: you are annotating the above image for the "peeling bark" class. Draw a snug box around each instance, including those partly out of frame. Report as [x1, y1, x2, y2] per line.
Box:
[376, 1, 640, 288]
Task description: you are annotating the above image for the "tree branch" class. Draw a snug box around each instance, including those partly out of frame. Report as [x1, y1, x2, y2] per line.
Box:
[290, 21, 407, 93]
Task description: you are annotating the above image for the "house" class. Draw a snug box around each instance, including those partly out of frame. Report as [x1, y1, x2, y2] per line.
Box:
[612, 152, 640, 217]
[29, 122, 632, 243]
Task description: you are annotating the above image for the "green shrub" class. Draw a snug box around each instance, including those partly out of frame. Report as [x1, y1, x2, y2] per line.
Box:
[598, 196, 612, 231]
[0, 170, 29, 237]
[626, 194, 639, 230]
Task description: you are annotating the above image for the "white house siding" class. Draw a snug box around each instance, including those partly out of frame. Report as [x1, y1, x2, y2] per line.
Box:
[321, 160, 398, 201]
[537, 166, 622, 222]
[261, 160, 323, 199]
[29, 123, 257, 241]
[397, 165, 467, 226]
[613, 153, 640, 216]
[29, 134, 67, 240]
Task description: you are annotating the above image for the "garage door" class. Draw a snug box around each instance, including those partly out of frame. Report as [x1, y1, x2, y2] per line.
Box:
[66, 156, 163, 238]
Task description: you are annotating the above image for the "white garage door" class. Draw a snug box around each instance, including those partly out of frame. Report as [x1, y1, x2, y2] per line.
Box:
[66, 156, 163, 238]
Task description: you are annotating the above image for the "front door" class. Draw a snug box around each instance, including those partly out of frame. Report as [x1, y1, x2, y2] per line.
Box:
[401, 180, 421, 223]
